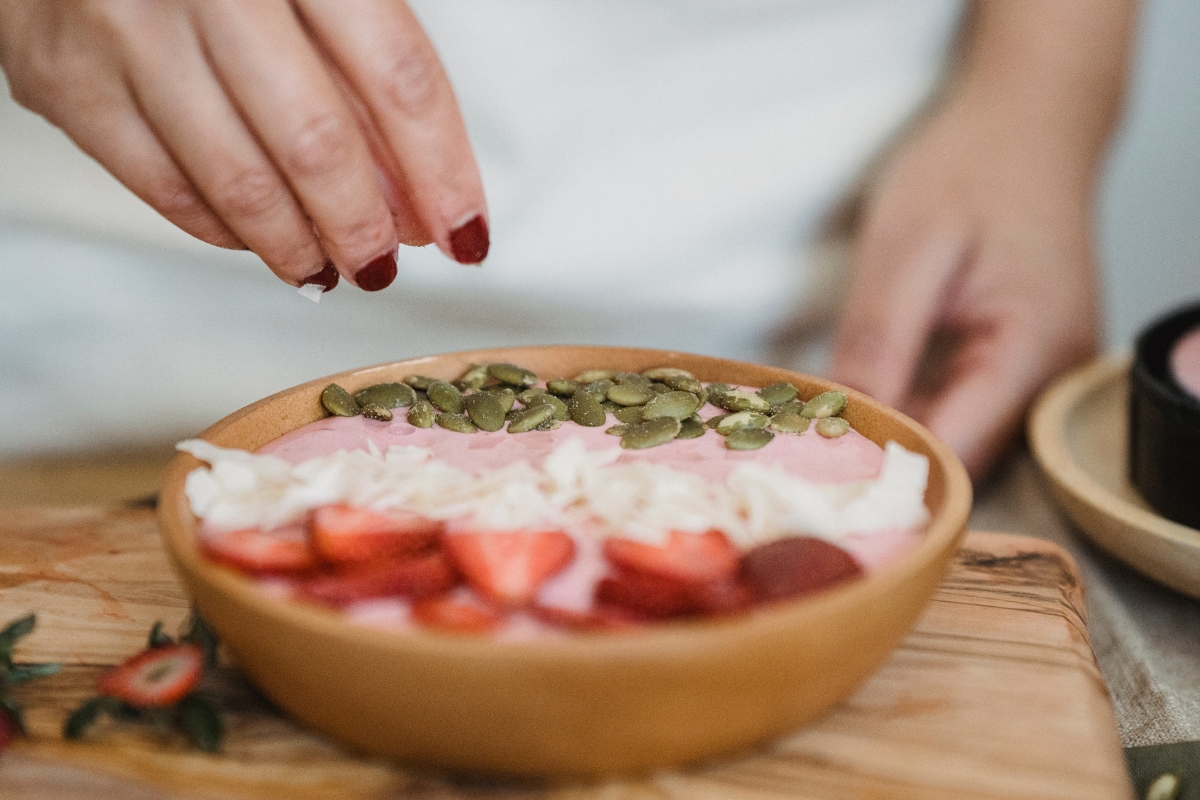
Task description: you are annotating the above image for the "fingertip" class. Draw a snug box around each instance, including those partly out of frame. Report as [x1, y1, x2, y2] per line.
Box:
[447, 213, 489, 265]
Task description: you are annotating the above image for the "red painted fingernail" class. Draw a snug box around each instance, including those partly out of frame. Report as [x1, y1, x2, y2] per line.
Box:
[449, 214, 489, 264]
[302, 261, 339, 292]
[355, 250, 397, 292]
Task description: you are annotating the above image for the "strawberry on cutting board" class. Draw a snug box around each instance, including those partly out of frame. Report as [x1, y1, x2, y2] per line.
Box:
[602, 529, 739, 584]
[96, 643, 204, 709]
[309, 504, 442, 565]
[199, 523, 316, 575]
[442, 530, 576, 607]
[297, 552, 457, 608]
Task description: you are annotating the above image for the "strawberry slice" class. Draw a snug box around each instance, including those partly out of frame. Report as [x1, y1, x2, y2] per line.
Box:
[740, 537, 863, 602]
[412, 596, 503, 634]
[531, 604, 640, 632]
[199, 523, 316, 575]
[96, 643, 204, 708]
[595, 569, 751, 620]
[309, 504, 442, 565]
[442, 530, 576, 607]
[602, 530, 739, 585]
[296, 552, 457, 608]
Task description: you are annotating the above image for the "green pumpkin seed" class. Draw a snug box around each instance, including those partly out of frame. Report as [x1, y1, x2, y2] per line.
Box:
[507, 404, 555, 433]
[574, 369, 616, 383]
[648, 382, 672, 394]
[613, 371, 652, 388]
[536, 419, 562, 432]
[641, 390, 700, 421]
[802, 391, 848, 419]
[642, 367, 695, 382]
[583, 379, 615, 396]
[455, 363, 489, 391]
[426, 380, 464, 414]
[407, 401, 435, 428]
[663, 374, 704, 394]
[677, 418, 706, 439]
[568, 394, 607, 427]
[715, 389, 772, 413]
[707, 382, 732, 394]
[321, 384, 360, 417]
[403, 375, 435, 391]
[613, 405, 645, 424]
[411, 389, 429, 405]
[620, 417, 682, 450]
[517, 387, 548, 405]
[525, 393, 570, 421]
[463, 391, 507, 432]
[606, 424, 631, 436]
[771, 399, 805, 416]
[725, 428, 774, 451]
[360, 403, 393, 422]
[607, 384, 654, 406]
[599, 400, 622, 414]
[505, 409, 522, 422]
[546, 379, 579, 397]
[769, 413, 810, 434]
[487, 362, 539, 388]
[353, 382, 415, 409]
[436, 412, 477, 434]
[715, 411, 770, 435]
[758, 382, 799, 406]
[693, 387, 710, 408]
[481, 385, 517, 413]
[816, 417, 850, 438]
[706, 413, 731, 429]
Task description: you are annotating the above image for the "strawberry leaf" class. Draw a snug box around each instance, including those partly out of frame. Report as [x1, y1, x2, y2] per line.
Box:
[0, 614, 35, 656]
[147, 621, 174, 649]
[178, 693, 223, 753]
[63, 696, 124, 740]
[181, 613, 219, 670]
[4, 662, 60, 684]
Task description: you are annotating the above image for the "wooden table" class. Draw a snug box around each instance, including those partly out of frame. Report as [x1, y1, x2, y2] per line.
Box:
[0, 506, 1132, 799]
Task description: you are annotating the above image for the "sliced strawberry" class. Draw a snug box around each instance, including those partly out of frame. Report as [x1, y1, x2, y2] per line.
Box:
[740, 536, 863, 602]
[595, 569, 751, 620]
[412, 596, 503, 634]
[442, 530, 576, 607]
[309, 504, 442, 565]
[602, 529, 739, 585]
[96, 643, 204, 709]
[530, 604, 640, 632]
[199, 523, 316, 575]
[296, 552, 457, 608]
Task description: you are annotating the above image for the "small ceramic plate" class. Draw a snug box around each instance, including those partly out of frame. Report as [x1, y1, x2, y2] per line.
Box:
[1029, 356, 1200, 599]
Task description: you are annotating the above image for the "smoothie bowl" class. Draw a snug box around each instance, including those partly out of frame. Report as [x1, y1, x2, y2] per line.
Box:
[158, 346, 971, 777]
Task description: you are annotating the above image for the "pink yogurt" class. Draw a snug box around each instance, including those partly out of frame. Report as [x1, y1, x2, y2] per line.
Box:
[1171, 327, 1200, 400]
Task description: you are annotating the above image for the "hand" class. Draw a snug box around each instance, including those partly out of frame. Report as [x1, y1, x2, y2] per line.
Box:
[0, 0, 489, 292]
[829, 90, 1101, 482]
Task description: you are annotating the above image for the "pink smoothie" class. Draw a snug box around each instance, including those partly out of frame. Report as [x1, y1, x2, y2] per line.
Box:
[1171, 327, 1200, 400]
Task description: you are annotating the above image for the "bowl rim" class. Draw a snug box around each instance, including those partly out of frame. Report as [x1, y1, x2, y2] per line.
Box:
[158, 345, 972, 661]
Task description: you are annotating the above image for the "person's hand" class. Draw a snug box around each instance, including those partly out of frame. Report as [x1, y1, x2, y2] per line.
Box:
[829, 89, 1103, 482]
[0, 0, 489, 292]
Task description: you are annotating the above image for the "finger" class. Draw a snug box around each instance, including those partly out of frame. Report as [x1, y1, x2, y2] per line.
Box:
[120, 11, 334, 286]
[195, 2, 399, 286]
[829, 204, 969, 408]
[297, 0, 489, 264]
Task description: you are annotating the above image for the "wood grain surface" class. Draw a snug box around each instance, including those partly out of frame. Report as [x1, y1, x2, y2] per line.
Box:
[0, 506, 1132, 799]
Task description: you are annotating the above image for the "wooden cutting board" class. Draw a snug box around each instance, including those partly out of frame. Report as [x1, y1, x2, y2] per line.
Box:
[0, 506, 1132, 800]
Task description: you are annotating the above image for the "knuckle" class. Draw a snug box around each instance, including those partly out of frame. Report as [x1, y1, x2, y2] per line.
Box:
[329, 212, 395, 257]
[149, 175, 207, 218]
[284, 112, 355, 178]
[377, 47, 439, 116]
[211, 165, 286, 219]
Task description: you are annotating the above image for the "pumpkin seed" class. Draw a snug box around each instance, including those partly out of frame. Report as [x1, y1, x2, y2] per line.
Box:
[771, 399, 805, 416]
[407, 401, 435, 428]
[436, 412, 477, 434]
[642, 367, 695, 382]
[620, 417, 682, 450]
[525, 393, 570, 421]
[321, 384, 360, 417]
[574, 369, 616, 383]
[758, 382, 798, 406]
[613, 371, 652, 388]
[487, 362, 539, 388]
[353, 382, 415, 409]
[663, 374, 704, 394]
[693, 387, 710, 408]
[426, 380, 464, 414]
[1145, 773, 1181, 800]
[464, 391, 507, 432]
[606, 424, 631, 436]
[599, 400, 622, 414]
[769, 413, 810, 434]
[583, 379, 615, 396]
[648, 382, 672, 394]
[505, 409, 522, 422]
[716, 389, 772, 413]
[816, 417, 850, 438]
[481, 386, 517, 413]
[507, 404, 555, 433]
[517, 387, 548, 405]
[715, 411, 770, 435]
[613, 405, 645, 424]
[707, 382, 732, 394]
[725, 428, 774, 451]
[403, 375, 435, 391]
[546, 379, 579, 397]
[536, 419, 562, 432]
[642, 390, 700, 421]
[607, 384, 654, 406]
[568, 394, 607, 427]
[677, 418, 706, 439]
[411, 389, 429, 405]
[802, 391, 848, 419]
[455, 363, 489, 391]
[706, 413, 731, 429]
[360, 403, 393, 422]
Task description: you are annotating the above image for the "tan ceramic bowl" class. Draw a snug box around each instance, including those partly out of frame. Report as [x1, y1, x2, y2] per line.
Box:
[158, 346, 971, 778]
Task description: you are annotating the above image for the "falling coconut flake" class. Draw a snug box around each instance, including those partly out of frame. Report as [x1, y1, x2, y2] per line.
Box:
[297, 284, 324, 303]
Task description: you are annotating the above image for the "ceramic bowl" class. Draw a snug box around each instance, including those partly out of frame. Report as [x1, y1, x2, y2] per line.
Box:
[158, 346, 971, 778]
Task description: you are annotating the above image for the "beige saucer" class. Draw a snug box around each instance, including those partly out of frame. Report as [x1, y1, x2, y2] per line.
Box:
[1029, 356, 1200, 599]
